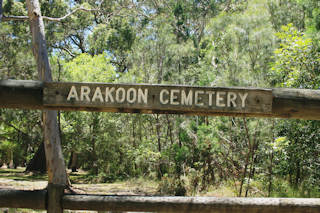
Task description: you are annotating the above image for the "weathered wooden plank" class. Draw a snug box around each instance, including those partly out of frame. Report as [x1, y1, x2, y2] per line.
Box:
[1, 80, 320, 120]
[0, 79, 43, 110]
[62, 195, 320, 213]
[0, 189, 46, 209]
[43, 82, 273, 115]
[272, 88, 320, 120]
[0, 189, 319, 213]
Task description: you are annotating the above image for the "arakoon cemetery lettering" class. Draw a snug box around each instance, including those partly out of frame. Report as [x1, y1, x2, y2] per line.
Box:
[66, 85, 248, 108]
[43, 82, 273, 115]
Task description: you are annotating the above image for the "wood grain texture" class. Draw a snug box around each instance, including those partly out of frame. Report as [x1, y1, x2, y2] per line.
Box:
[0, 189, 46, 209]
[0, 189, 319, 213]
[47, 183, 65, 213]
[43, 82, 273, 114]
[272, 88, 320, 120]
[0, 79, 43, 109]
[62, 195, 320, 213]
[1, 80, 320, 120]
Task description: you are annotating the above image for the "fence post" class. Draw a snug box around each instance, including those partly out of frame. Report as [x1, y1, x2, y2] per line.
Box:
[47, 184, 65, 213]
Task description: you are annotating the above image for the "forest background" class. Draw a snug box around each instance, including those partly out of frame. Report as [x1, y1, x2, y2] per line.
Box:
[0, 0, 320, 198]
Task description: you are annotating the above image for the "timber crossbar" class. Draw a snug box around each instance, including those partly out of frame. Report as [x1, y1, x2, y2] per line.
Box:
[1, 79, 320, 119]
[0, 189, 320, 213]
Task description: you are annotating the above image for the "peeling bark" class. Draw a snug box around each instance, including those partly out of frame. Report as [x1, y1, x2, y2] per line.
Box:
[26, 0, 67, 212]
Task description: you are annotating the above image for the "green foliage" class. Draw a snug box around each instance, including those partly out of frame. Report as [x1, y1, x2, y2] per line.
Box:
[158, 174, 187, 196]
[88, 17, 136, 73]
[2, 0, 320, 198]
[0, 140, 16, 165]
[296, 0, 320, 33]
[205, 0, 276, 87]
[0, 16, 35, 79]
[271, 24, 320, 88]
[268, 17, 320, 197]
[267, 0, 305, 31]
[273, 120, 320, 196]
[0, 109, 42, 168]
[63, 53, 116, 82]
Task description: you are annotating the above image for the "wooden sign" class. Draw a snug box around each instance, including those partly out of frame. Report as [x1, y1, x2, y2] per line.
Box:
[43, 82, 272, 115]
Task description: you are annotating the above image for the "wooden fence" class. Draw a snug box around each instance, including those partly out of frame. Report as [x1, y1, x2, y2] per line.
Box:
[1, 79, 320, 119]
[1, 79, 320, 212]
[0, 189, 320, 213]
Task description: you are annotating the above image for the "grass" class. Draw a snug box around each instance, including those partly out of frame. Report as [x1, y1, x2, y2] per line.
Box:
[200, 184, 236, 197]
[1, 167, 318, 197]
[0, 168, 319, 212]
[0, 167, 47, 181]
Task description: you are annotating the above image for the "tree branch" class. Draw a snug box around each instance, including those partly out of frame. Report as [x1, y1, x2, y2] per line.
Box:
[1, 4, 141, 23]
[0, 134, 10, 141]
[51, 44, 75, 58]
[43, 7, 100, 22]
[1, 7, 100, 22]
[0, 117, 32, 139]
[2, 16, 29, 21]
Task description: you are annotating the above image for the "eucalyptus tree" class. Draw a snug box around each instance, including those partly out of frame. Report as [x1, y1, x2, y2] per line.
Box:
[192, 0, 278, 196]
[204, 0, 276, 87]
[267, 0, 305, 31]
[0, 0, 41, 171]
[6, 0, 319, 199]
[1, 0, 73, 211]
[269, 23, 320, 196]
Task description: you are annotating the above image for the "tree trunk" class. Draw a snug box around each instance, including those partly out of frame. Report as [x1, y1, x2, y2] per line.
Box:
[138, 115, 142, 142]
[90, 112, 99, 175]
[295, 161, 301, 188]
[166, 115, 174, 145]
[0, 0, 3, 22]
[245, 155, 255, 197]
[132, 117, 136, 148]
[268, 120, 275, 197]
[27, 0, 67, 184]
[245, 132, 259, 197]
[268, 151, 274, 197]
[68, 151, 78, 172]
[8, 158, 14, 169]
[155, 114, 165, 179]
[26, 142, 47, 173]
[239, 118, 251, 197]
[26, 0, 67, 212]
[156, 115, 161, 153]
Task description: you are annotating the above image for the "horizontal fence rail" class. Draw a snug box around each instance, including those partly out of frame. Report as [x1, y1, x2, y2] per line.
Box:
[0, 189, 46, 209]
[0, 189, 320, 213]
[62, 195, 320, 213]
[1, 79, 320, 119]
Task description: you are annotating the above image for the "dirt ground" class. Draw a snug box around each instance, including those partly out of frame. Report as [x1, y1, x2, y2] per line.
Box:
[0, 167, 157, 212]
[0, 167, 158, 196]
